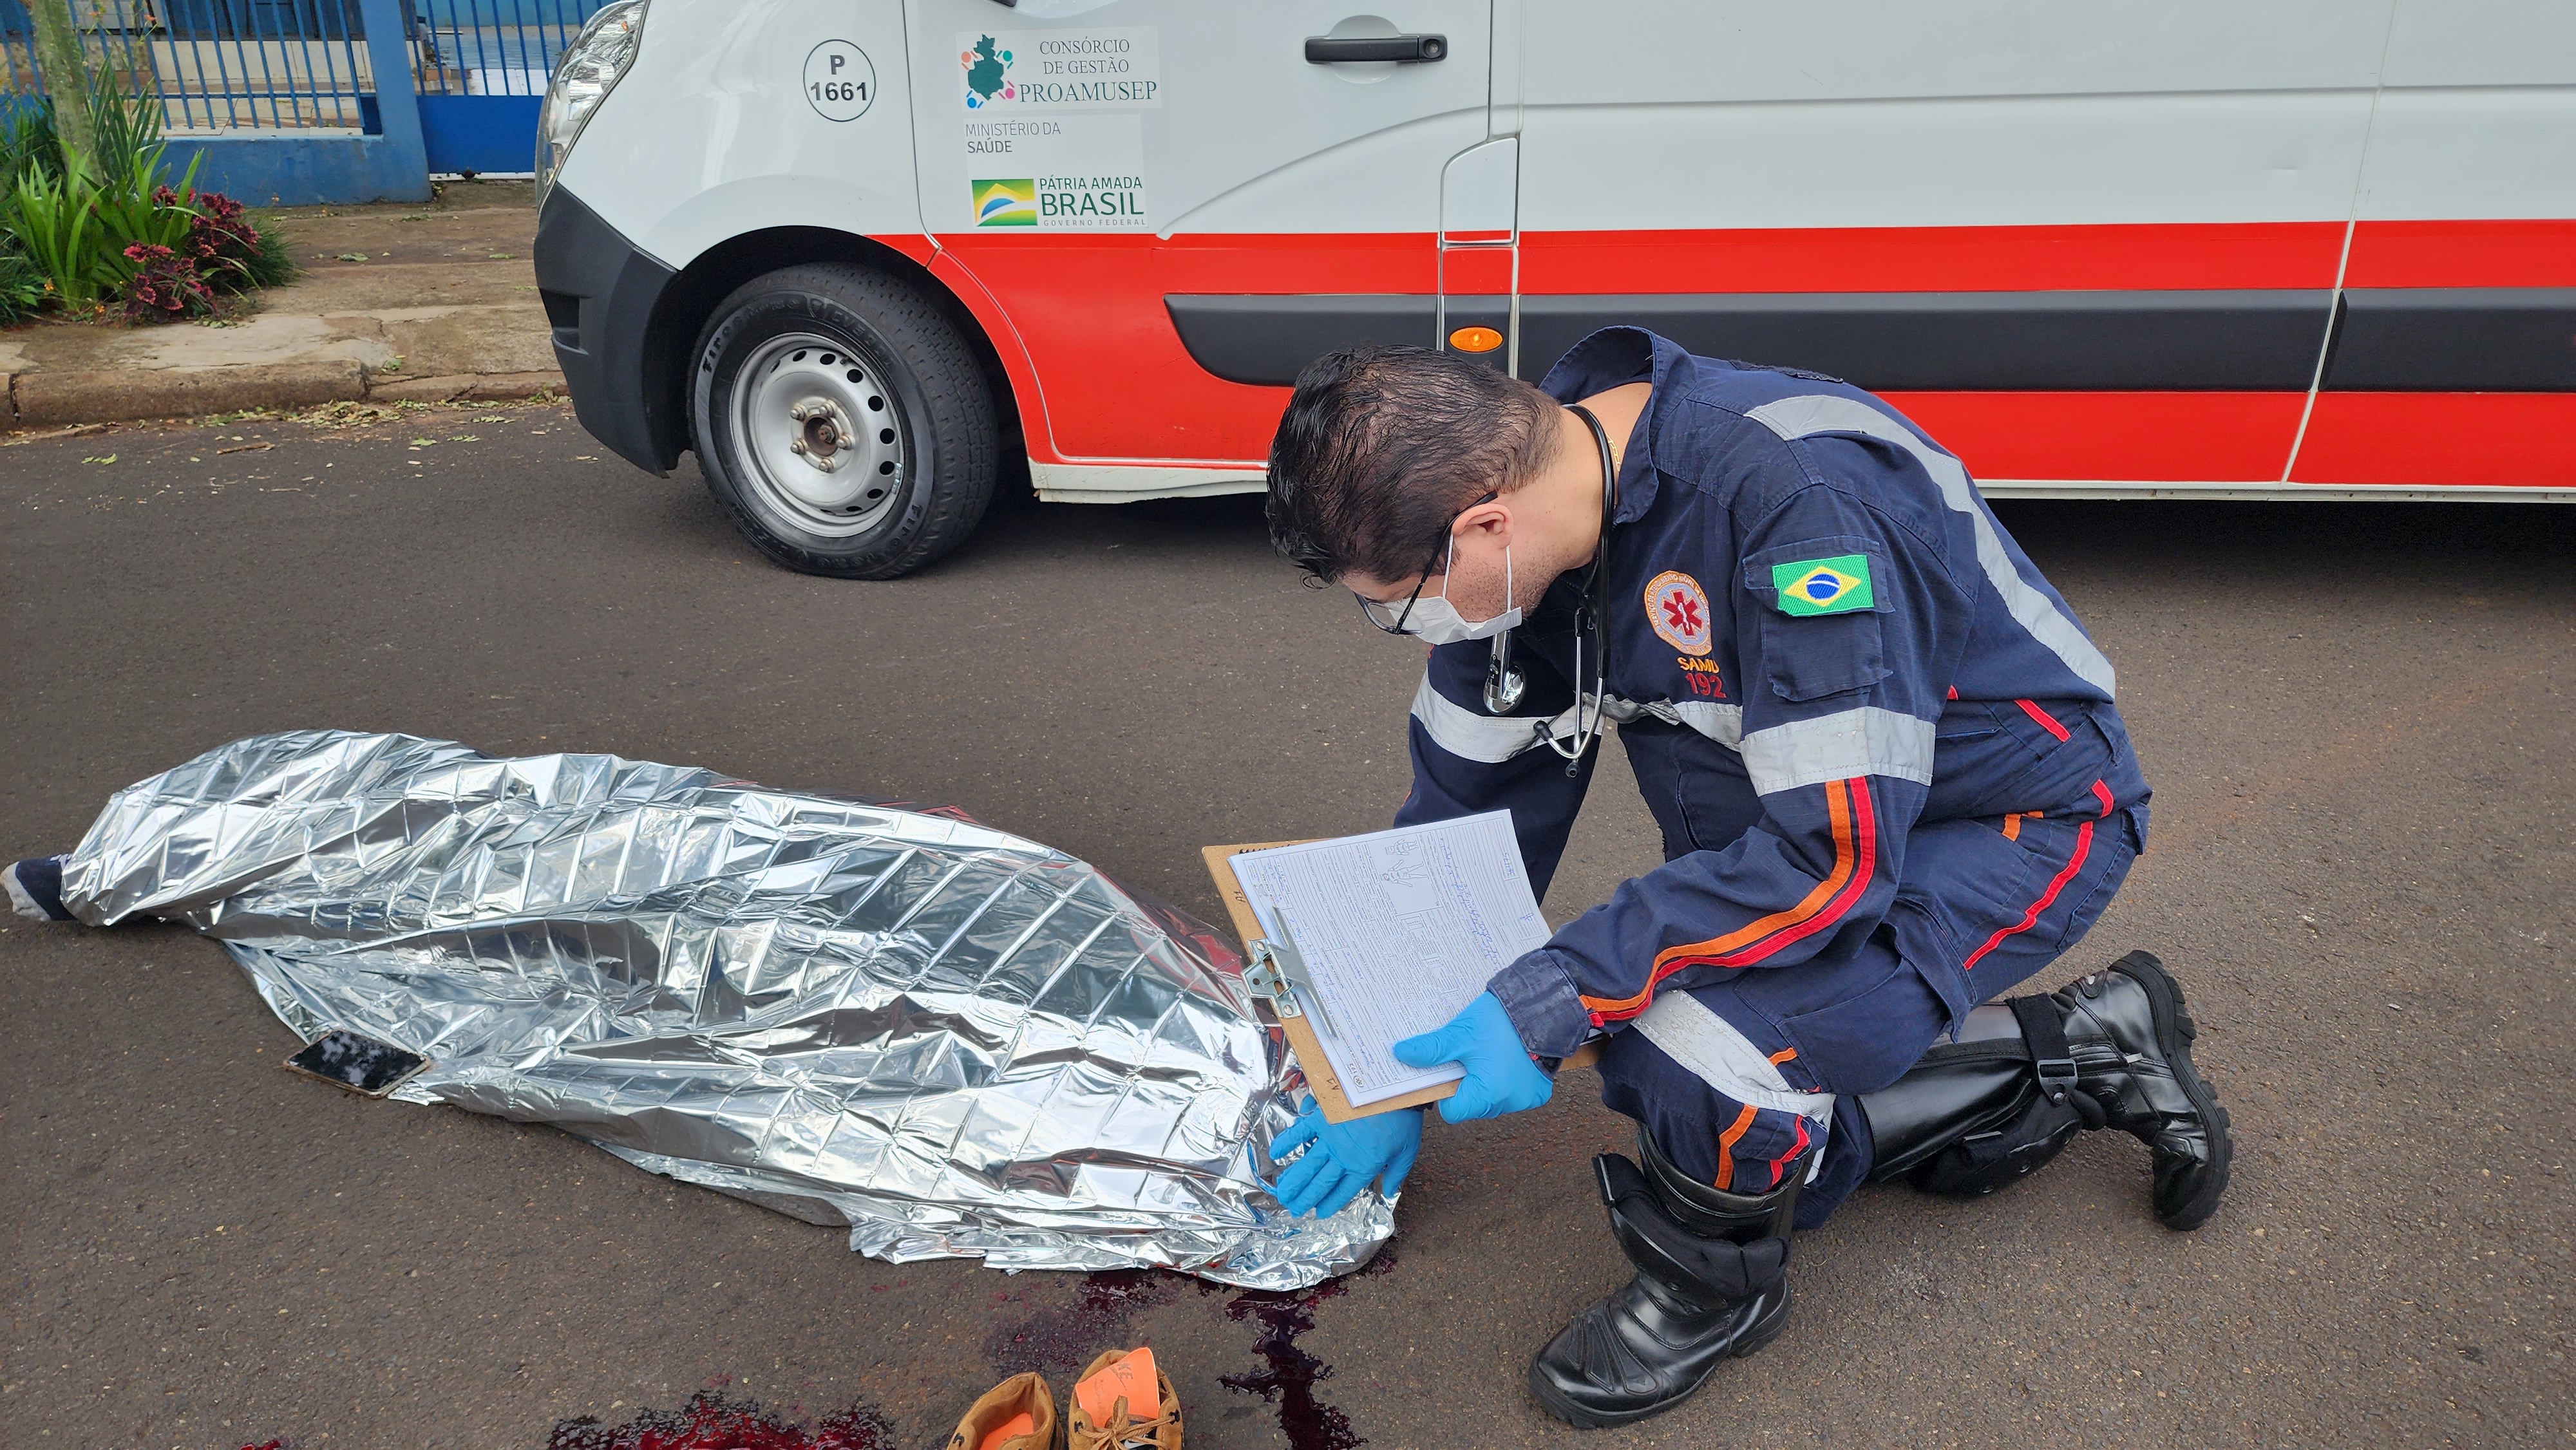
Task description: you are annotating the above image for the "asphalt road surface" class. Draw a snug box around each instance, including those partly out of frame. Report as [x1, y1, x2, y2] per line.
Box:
[4, 406, 2569, 1449]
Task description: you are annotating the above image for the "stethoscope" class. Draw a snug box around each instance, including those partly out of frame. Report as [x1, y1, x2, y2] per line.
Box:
[1484, 402, 1620, 777]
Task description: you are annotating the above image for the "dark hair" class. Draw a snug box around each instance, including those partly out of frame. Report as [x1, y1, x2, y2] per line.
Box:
[1264, 346, 1561, 583]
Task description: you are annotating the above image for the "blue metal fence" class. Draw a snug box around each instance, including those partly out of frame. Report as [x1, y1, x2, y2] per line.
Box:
[412, 0, 603, 174]
[0, 0, 599, 197]
[1, 0, 424, 203]
[1, 0, 375, 133]
[0, 4, 35, 101]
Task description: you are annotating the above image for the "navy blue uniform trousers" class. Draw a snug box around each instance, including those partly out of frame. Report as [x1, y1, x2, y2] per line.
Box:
[1600, 719, 2146, 1229]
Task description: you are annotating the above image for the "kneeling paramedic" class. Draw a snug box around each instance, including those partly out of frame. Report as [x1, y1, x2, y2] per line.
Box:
[1259, 329, 2233, 1429]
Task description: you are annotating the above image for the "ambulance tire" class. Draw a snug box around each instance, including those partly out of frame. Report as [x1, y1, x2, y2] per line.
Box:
[690, 263, 998, 579]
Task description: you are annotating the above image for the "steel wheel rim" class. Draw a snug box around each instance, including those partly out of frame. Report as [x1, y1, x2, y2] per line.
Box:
[728, 332, 909, 538]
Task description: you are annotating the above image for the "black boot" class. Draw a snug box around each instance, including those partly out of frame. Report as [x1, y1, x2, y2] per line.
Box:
[1526, 1130, 1806, 1429]
[1861, 949, 2233, 1229]
[1860, 1001, 2088, 1200]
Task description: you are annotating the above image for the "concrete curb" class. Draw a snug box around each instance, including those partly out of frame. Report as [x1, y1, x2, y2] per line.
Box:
[369, 371, 564, 403]
[3, 361, 567, 430]
[12, 360, 366, 429]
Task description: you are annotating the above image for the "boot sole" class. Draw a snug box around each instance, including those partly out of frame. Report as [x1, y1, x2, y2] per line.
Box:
[1524, 1292, 1790, 1429]
[2108, 950, 2233, 1231]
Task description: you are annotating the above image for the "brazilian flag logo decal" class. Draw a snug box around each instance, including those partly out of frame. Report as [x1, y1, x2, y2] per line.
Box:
[972, 178, 1037, 227]
[1772, 554, 1875, 616]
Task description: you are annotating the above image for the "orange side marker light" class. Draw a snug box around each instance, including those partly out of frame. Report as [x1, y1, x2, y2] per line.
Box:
[1448, 325, 1504, 353]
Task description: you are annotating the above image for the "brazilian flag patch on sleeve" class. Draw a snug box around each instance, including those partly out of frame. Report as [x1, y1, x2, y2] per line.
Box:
[1770, 554, 1875, 616]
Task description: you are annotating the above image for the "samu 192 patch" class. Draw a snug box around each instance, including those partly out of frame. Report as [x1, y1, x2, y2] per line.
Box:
[1644, 570, 1714, 655]
[1770, 554, 1874, 616]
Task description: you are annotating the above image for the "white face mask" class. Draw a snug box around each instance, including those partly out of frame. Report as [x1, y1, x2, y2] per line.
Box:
[1394, 534, 1521, 646]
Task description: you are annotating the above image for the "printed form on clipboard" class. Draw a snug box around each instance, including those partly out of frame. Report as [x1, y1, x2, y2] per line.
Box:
[1226, 811, 1553, 1108]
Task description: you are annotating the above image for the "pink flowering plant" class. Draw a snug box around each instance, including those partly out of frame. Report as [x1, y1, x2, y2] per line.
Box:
[163, 186, 262, 288]
[118, 242, 216, 322]
[109, 189, 292, 323]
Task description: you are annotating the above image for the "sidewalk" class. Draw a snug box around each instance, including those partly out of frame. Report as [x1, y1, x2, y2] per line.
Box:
[0, 180, 562, 429]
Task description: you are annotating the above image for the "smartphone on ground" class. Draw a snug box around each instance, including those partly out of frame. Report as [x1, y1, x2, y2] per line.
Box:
[282, 1030, 430, 1097]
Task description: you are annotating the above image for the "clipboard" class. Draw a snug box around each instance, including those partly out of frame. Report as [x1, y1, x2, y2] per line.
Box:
[1202, 840, 1600, 1124]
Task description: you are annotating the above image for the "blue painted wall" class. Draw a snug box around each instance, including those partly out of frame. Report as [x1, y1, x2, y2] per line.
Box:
[417, 92, 536, 174]
[164, 133, 419, 204]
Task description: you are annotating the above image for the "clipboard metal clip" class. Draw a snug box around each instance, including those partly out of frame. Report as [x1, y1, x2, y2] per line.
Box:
[1245, 934, 1340, 1041]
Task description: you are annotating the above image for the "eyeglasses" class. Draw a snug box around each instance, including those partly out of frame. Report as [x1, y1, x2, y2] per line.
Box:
[1353, 491, 1498, 634]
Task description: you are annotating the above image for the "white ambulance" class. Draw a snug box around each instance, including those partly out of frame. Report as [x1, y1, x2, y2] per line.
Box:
[531, 1, 2575, 578]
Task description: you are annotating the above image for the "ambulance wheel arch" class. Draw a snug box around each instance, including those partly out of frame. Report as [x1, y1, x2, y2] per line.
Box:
[686, 255, 1008, 578]
[634, 230, 1028, 577]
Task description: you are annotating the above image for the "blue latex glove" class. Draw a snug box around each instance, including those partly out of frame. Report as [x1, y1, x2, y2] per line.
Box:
[1392, 990, 1555, 1123]
[1269, 1099, 1423, 1218]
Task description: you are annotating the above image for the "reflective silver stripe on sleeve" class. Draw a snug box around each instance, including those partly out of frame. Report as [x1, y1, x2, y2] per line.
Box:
[1416, 683, 1747, 766]
[1743, 395, 2117, 697]
[1741, 706, 1935, 795]
[1600, 697, 1744, 749]
[1409, 673, 1574, 764]
[1665, 700, 1744, 748]
[1633, 991, 1837, 1125]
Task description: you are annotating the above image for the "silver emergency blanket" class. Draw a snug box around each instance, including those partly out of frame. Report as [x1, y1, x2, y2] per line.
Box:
[55, 730, 1387, 1288]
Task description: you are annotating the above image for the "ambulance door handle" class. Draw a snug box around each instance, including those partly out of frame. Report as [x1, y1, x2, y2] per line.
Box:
[1305, 34, 1446, 64]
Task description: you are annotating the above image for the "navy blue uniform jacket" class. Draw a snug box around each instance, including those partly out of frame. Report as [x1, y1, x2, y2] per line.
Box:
[1396, 328, 2152, 1059]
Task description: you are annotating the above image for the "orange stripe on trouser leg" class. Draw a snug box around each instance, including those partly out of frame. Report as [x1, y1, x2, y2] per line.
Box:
[1582, 782, 1860, 1021]
[1713, 1103, 1759, 1190]
[1767, 1047, 1798, 1065]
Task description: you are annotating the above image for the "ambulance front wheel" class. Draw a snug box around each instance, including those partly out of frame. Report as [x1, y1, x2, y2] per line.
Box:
[690, 263, 999, 579]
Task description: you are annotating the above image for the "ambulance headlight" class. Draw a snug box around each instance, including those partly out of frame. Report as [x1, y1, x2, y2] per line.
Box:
[536, 0, 648, 205]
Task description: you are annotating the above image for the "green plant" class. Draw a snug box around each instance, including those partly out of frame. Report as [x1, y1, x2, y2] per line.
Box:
[1, 102, 62, 191]
[0, 74, 294, 319]
[237, 212, 298, 289]
[0, 237, 48, 324]
[1, 103, 71, 315]
[1, 71, 207, 310]
[89, 150, 201, 276]
[73, 70, 199, 283]
[10, 162, 108, 306]
[80, 68, 168, 203]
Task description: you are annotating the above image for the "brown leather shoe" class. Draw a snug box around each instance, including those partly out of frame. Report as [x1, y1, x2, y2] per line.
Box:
[1067, 1348, 1182, 1450]
[946, 1371, 1060, 1450]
